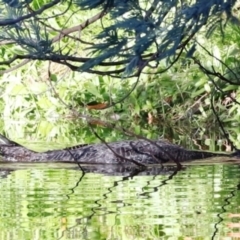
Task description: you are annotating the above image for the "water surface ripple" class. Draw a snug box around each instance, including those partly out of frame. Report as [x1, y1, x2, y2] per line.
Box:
[0, 163, 239, 239]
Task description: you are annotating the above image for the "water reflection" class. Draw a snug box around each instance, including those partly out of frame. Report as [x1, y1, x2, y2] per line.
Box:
[0, 163, 240, 239]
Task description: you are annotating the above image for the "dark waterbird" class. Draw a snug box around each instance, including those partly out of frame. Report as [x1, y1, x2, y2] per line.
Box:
[0, 134, 237, 165]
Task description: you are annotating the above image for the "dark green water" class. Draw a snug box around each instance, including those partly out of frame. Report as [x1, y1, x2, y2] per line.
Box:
[0, 162, 240, 240]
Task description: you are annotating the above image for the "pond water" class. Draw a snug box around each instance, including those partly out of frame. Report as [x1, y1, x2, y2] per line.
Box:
[0, 161, 240, 240]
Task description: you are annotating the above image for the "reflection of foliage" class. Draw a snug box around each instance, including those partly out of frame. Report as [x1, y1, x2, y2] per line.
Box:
[0, 164, 239, 239]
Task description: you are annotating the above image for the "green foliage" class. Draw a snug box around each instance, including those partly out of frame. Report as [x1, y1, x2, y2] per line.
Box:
[75, 0, 235, 75]
[0, 0, 240, 150]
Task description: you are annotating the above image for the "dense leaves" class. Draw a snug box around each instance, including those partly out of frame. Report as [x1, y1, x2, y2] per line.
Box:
[0, 0, 238, 76]
[0, 0, 240, 149]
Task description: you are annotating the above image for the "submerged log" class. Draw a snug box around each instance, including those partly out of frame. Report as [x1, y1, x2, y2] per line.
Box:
[0, 134, 236, 164]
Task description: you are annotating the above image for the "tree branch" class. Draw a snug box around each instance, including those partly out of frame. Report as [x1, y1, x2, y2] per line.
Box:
[0, 0, 61, 26]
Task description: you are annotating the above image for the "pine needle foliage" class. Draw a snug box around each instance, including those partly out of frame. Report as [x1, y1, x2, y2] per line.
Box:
[0, 0, 238, 77]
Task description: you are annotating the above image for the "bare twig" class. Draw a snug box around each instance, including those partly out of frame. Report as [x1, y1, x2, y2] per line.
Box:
[0, 0, 61, 26]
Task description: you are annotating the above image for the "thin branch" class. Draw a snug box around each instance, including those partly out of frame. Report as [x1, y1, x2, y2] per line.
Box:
[0, 52, 129, 66]
[89, 125, 147, 168]
[207, 73, 240, 105]
[0, 9, 106, 74]
[0, 59, 30, 74]
[0, 0, 61, 26]
[195, 41, 240, 85]
[52, 10, 106, 42]
[210, 93, 237, 151]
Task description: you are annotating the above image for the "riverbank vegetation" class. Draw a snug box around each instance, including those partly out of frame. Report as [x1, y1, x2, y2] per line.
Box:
[0, 0, 240, 151]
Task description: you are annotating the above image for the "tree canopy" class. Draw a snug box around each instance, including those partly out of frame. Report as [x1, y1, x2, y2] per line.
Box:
[1, 0, 239, 77]
[0, 0, 240, 147]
